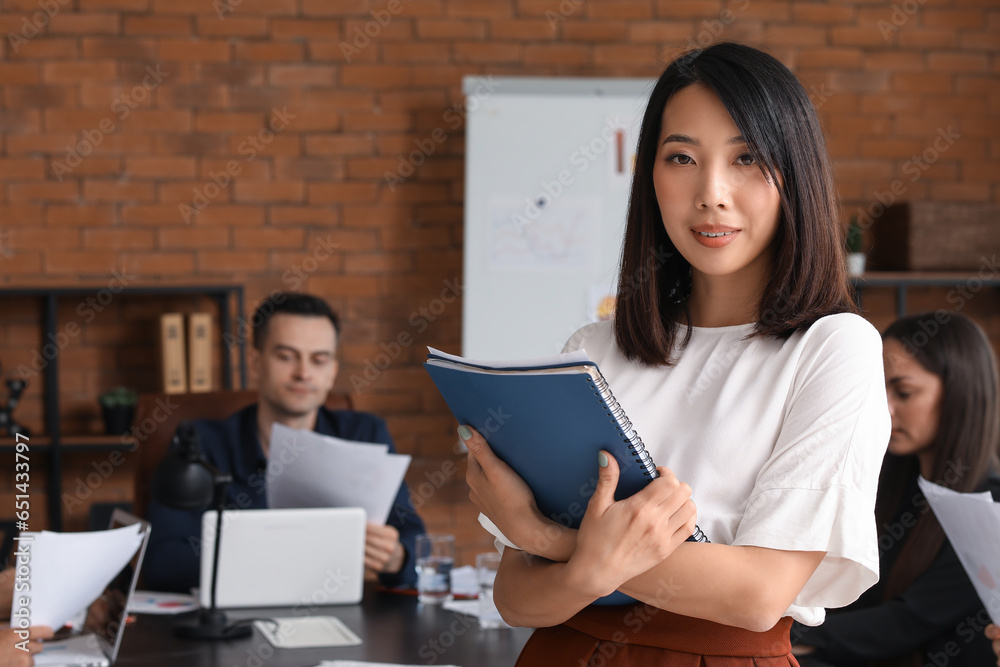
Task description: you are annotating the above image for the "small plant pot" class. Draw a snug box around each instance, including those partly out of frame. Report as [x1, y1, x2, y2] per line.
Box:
[847, 252, 866, 276]
[102, 405, 135, 436]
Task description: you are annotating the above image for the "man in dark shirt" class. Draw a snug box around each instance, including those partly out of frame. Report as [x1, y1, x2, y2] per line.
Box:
[143, 292, 425, 593]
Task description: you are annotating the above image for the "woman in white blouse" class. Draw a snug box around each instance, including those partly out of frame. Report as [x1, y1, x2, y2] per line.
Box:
[461, 41, 890, 666]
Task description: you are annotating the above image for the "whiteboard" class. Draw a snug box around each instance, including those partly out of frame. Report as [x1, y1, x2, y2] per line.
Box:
[462, 76, 655, 358]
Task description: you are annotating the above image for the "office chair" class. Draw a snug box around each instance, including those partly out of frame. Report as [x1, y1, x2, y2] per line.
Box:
[131, 390, 353, 518]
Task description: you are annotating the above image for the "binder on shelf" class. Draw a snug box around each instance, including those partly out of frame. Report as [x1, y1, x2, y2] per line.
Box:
[423, 346, 708, 539]
[187, 312, 213, 393]
[159, 313, 187, 395]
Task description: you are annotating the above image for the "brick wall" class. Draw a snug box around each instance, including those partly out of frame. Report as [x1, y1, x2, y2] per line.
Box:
[0, 0, 997, 566]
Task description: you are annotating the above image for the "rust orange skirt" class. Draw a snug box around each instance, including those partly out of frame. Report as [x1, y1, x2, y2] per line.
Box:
[515, 604, 798, 667]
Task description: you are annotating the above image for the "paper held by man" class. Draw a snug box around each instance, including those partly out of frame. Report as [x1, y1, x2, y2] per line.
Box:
[266, 422, 411, 524]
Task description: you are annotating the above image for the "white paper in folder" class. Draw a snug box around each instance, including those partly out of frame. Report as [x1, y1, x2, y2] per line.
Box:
[266, 423, 411, 524]
[918, 476, 1000, 624]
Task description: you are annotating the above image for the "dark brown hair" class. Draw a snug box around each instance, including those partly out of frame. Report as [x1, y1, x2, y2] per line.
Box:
[614, 42, 856, 365]
[252, 291, 341, 351]
[877, 312, 1000, 611]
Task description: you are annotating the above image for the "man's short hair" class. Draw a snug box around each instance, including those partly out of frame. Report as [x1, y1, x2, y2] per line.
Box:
[252, 292, 341, 351]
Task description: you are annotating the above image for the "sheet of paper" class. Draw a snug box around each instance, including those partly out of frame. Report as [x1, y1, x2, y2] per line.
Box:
[254, 616, 361, 648]
[267, 423, 411, 524]
[918, 477, 1000, 624]
[10, 523, 144, 629]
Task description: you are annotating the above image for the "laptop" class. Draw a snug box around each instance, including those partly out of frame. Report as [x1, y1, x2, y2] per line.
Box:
[34, 510, 151, 667]
[199, 507, 366, 608]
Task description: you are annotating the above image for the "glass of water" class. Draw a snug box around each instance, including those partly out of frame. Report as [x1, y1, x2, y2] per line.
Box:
[415, 534, 454, 604]
[476, 551, 507, 628]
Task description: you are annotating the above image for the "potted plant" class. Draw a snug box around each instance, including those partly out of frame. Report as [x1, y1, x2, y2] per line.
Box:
[846, 216, 866, 276]
[99, 386, 137, 436]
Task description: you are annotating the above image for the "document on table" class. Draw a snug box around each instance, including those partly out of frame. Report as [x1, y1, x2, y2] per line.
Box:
[267, 423, 411, 524]
[9, 523, 144, 629]
[918, 476, 1000, 624]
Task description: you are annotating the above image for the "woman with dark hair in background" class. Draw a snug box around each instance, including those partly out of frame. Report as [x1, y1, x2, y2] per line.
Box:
[461, 42, 891, 665]
[793, 311, 1000, 666]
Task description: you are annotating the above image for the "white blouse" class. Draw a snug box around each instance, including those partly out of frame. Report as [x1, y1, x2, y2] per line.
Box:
[482, 312, 891, 625]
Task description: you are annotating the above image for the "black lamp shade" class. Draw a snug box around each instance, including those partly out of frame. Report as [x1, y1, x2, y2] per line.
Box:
[152, 455, 214, 511]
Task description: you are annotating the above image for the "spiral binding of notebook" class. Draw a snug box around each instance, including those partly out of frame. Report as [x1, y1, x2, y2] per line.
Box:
[590, 372, 710, 544]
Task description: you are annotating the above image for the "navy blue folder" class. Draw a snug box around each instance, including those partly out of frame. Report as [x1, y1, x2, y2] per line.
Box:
[424, 348, 706, 605]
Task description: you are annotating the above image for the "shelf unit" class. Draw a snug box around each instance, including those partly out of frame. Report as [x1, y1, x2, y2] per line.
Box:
[0, 285, 247, 530]
[850, 271, 1000, 318]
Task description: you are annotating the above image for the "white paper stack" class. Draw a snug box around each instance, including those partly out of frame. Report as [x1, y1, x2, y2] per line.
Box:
[266, 423, 411, 524]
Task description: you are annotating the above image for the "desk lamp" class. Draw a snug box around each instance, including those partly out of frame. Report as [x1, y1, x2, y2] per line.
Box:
[151, 421, 252, 640]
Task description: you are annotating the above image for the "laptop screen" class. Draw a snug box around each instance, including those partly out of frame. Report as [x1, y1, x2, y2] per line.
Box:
[96, 511, 150, 661]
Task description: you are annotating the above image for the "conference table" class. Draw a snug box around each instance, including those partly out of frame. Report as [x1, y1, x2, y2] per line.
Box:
[117, 587, 534, 666]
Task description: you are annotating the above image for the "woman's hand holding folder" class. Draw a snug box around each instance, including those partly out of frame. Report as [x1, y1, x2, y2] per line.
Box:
[464, 423, 698, 596]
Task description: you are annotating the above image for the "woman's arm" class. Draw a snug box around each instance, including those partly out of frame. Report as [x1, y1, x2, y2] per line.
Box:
[466, 427, 824, 631]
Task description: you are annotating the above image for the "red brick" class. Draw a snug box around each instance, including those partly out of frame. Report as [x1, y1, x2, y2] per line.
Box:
[5, 38, 79, 59]
[274, 157, 344, 181]
[593, 44, 659, 67]
[196, 251, 268, 272]
[305, 90, 374, 110]
[126, 157, 197, 179]
[342, 111, 412, 132]
[896, 27, 958, 48]
[83, 229, 155, 250]
[235, 42, 305, 62]
[123, 16, 193, 35]
[193, 63, 265, 85]
[82, 38, 158, 59]
[524, 44, 591, 66]
[930, 182, 990, 201]
[0, 158, 45, 179]
[55, 157, 122, 179]
[196, 16, 269, 36]
[119, 110, 194, 132]
[892, 72, 954, 94]
[270, 18, 344, 40]
[452, 42, 522, 64]
[229, 86, 304, 110]
[159, 39, 231, 62]
[6, 86, 77, 109]
[268, 65, 337, 86]
[561, 22, 627, 42]
[927, 52, 989, 73]
[9, 182, 78, 202]
[626, 21, 691, 43]
[43, 110, 115, 132]
[157, 84, 231, 109]
[190, 205, 265, 226]
[227, 133, 300, 156]
[157, 227, 230, 249]
[48, 13, 120, 35]
[46, 205, 116, 226]
[923, 9, 984, 27]
[43, 61, 117, 83]
[83, 180, 156, 202]
[381, 43, 452, 62]
[863, 51, 925, 71]
[0, 63, 41, 85]
[415, 19, 486, 40]
[344, 252, 413, 274]
[309, 183, 378, 203]
[120, 205, 191, 225]
[44, 251, 118, 274]
[233, 181, 304, 203]
[236, 228, 306, 249]
[268, 206, 339, 225]
[192, 111, 268, 133]
[79, 0, 150, 9]
[198, 158, 270, 181]
[793, 4, 855, 23]
[9, 228, 81, 250]
[123, 251, 197, 276]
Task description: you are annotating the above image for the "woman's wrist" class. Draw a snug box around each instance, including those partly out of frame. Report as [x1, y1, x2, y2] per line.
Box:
[513, 509, 578, 562]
